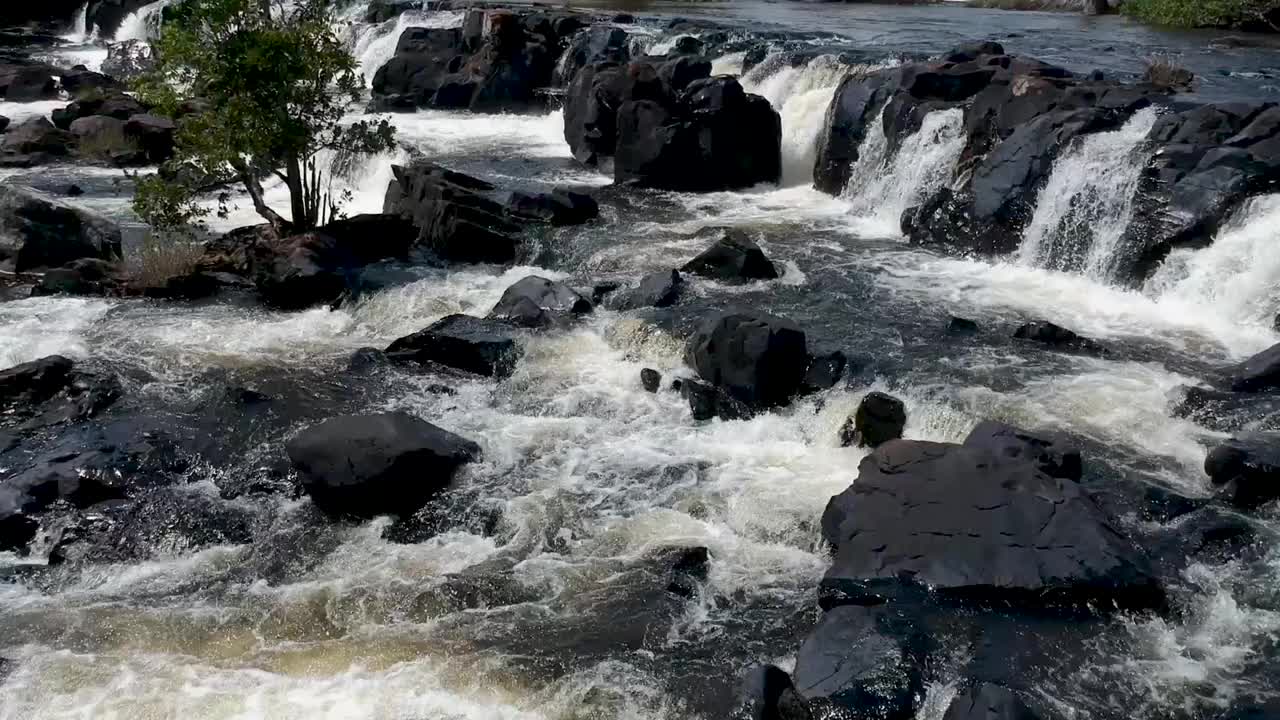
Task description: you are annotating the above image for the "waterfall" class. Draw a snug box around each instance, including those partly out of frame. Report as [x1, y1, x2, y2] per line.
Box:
[113, 0, 176, 42]
[1146, 194, 1280, 329]
[1016, 107, 1159, 279]
[741, 54, 870, 187]
[352, 9, 465, 85]
[842, 107, 967, 237]
[63, 3, 92, 43]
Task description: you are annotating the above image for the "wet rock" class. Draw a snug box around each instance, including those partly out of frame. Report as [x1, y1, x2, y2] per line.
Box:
[86, 0, 164, 39]
[286, 412, 480, 519]
[820, 440, 1163, 611]
[555, 25, 629, 86]
[1221, 341, 1280, 393]
[0, 64, 57, 101]
[124, 113, 176, 164]
[1148, 506, 1259, 576]
[370, 26, 465, 109]
[249, 231, 354, 310]
[680, 229, 779, 284]
[802, 350, 847, 394]
[101, 39, 154, 81]
[383, 161, 523, 263]
[942, 683, 1041, 720]
[612, 269, 683, 310]
[1205, 433, 1280, 509]
[31, 258, 122, 297]
[364, 0, 420, 23]
[504, 188, 598, 225]
[1013, 321, 1108, 356]
[64, 184, 84, 197]
[0, 116, 8, 133]
[488, 275, 592, 327]
[591, 281, 620, 305]
[962, 419, 1083, 481]
[0, 117, 75, 165]
[839, 392, 907, 449]
[657, 54, 711, 92]
[60, 67, 121, 97]
[948, 316, 979, 335]
[659, 545, 709, 597]
[349, 347, 390, 372]
[0, 355, 121, 432]
[731, 665, 812, 720]
[386, 313, 523, 378]
[685, 309, 809, 409]
[793, 604, 926, 720]
[1174, 385, 1280, 433]
[0, 185, 122, 271]
[640, 368, 661, 393]
[680, 378, 754, 422]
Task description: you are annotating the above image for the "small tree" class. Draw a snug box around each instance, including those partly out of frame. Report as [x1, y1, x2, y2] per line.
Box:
[133, 0, 395, 235]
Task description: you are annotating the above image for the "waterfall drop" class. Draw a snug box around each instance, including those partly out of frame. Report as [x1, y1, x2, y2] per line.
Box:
[113, 0, 175, 42]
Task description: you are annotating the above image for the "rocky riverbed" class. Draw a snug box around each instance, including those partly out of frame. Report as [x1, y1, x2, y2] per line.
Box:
[2, 2, 1280, 719]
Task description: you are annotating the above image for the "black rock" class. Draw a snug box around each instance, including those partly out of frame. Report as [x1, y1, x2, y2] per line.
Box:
[1013, 321, 1107, 356]
[489, 275, 591, 327]
[820, 440, 1163, 612]
[505, 188, 598, 226]
[685, 309, 808, 409]
[0, 355, 120, 432]
[349, 347, 391, 372]
[1205, 433, 1280, 509]
[286, 412, 480, 519]
[641, 368, 662, 393]
[840, 392, 907, 448]
[681, 229, 779, 284]
[962, 419, 1083, 481]
[942, 683, 1041, 720]
[1221, 342, 1280, 393]
[680, 378, 754, 422]
[591, 281, 620, 305]
[1175, 385, 1280, 433]
[0, 512, 38, 552]
[613, 269, 683, 310]
[802, 350, 847, 394]
[383, 161, 528, 263]
[0, 184, 122, 272]
[793, 604, 926, 720]
[249, 231, 353, 310]
[662, 545, 709, 597]
[731, 665, 813, 720]
[948, 316, 979, 335]
[31, 258, 122, 297]
[386, 314, 523, 378]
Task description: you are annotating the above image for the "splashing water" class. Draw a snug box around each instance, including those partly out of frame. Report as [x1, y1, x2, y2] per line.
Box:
[350, 9, 465, 86]
[1017, 107, 1159, 279]
[843, 107, 967, 237]
[61, 2, 92, 43]
[112, 0, 175, 41]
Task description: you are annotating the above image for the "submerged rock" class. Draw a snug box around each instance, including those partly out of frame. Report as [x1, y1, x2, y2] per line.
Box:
[820, 439, 1163, 612]
[1013, 321, 1108, 356]
[802, 350, 847, 394]
[680, 377, 754, 422]
[685, 309, 808, 409]
[386, 313, 523, 377]
[286, 412, 480, 519]
[680, 229, 779, 284]
[0, 185, 122, 272]
[731, 665, 813, 720]
[1205, 433, 1280, 509]
[840, 391, 907, 448]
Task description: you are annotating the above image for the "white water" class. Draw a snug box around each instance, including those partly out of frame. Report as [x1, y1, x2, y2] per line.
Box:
[350, 9, 465, 85]
[842, 107, 967, 237]
[1017, 107, 1159, 278]
[61, 3, 92, 43]
[741, 54, 862, 187]
[112, 0, 176, 42]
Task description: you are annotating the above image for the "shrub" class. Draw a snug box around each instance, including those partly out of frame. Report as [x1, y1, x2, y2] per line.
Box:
[123, 232, 205, 288]
[1122, 0, 1280, 30]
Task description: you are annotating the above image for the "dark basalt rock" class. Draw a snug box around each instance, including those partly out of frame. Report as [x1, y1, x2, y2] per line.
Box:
[1013, 321, 1108, 356]
[386, 313, 523, 378]
[52, 91, 147, 129]
[554, 25, 629, 87]
[730, 665, 813, 720]
[124, 113, 176, 164]
[286, 412, 480, 519]
[640, 368, 661, 393]
[963, 419, 1083, 481]
[488, 275, 592, 327]
[612, 269, 683, 310]
[792, 604, 927, 720]
[31, 258, 123, 297]
[685, 309, 808, 409]
[0, 184, 122, 271]
[1205, 433, 1280, 509]
[1174, 385, 1280, 433]
[0, 117, 75, 166]
[948, 316, 979, 335]
[819, 440, 1163, 612]
[504, 188, 598, 226]
[246, 231, 356, 310]
[0, 64, 57, 101]
[0, 355, 121, 432]
[802, 350, 847, 394]
[942, 683, 1042, 720]
[679, 377, 754, 422]
[60, 67, 121, 97]
[680, 229, 779, 284]
[1220, 341, 1280, 393]
[840, 391, 907, 449]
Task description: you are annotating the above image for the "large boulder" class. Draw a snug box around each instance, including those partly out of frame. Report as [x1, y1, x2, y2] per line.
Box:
[1220, 341, 1280, 393]
[248, 230, 355, 310]
[0, 64, 58, 101]
[684, 310, 808, 409]
[286, 412, 480, 519]
[488, 275, 592, 327]
[680, 229, 779, 284]
[820, 440, 1163, 611]
[0, 355, 121, 432]
[963, 420, 1082, 481]
[52, 91, 147, 129]
[1204, 433, 1280, 509]
[0, 117, 75, 165]
[386, 313, 523, 377]
[565, 62, 781, 191]
[0, 185, 122, 271]
[31, 257, 124, 297]
[371, 27, 466, 110]
[60, 67, 122, 97]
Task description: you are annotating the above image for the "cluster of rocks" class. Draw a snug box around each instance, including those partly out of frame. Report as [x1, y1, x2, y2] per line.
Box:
[814, 40, 1280, 285]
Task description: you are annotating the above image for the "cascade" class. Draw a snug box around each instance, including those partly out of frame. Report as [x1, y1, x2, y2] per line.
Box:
[113, 0, 176, 42]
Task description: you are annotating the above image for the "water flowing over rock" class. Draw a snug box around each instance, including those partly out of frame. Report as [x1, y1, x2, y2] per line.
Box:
[943, 683, 1044, 720]
[286, 412, 480, 519]
[1205, 433, 1280, 509]
[819, 440, 1163, 611]
[0, 185, 122, 272]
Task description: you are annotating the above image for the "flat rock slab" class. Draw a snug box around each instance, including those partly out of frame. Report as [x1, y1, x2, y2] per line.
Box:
[819, 439, 1162, 612]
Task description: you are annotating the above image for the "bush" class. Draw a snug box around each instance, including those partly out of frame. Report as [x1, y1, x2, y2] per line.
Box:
[1143, 54, 1195, 90]
[1122, 0, 1280, 30]
[123, 232, 205, 288]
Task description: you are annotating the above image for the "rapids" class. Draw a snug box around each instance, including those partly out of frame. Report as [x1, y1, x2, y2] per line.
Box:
[3, 3, 1280, 719]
